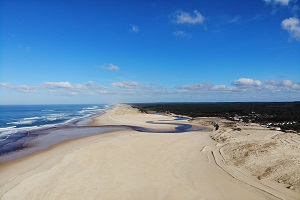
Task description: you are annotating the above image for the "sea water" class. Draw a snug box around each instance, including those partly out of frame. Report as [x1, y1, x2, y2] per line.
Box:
[0, 104, 111, 159]
[0, 104, 109, 130]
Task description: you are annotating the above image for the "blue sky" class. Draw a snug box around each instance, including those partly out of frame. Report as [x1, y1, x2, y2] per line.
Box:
[1, 0, 300, 104]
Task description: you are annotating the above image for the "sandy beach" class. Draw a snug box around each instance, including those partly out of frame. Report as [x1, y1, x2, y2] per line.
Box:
[0, 104, 299, 200]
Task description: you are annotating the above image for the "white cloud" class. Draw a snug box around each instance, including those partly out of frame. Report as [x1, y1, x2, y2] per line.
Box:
[112, 81, 141, 89]
[291, 84, 300, 90]
[84, 81, 105, 90]
[281, 17, 300, 41]
[130, 25, 140, 33]
[212, 85, 227, 90]
[173, 30, 192, 38]
[174, 10, 204, 25]
[96, 90, 118, 95]
[0, 83, 37, 93]
[281, 80, 293, 86]
[266, 80, 300, 90]
[179, 82, 212, 90]
[0, 83, 9, 87]
[41, 81, 105, 95]
[1, 81, 106, 96]
[265, 80, 277, 86]
[266, 79, 293, 86]
[17, 85, 37, 93]
[42, 82, 73, 89]
[178, 82, 243, 94]
[2, 78, 299, 100]
[102, 64, 120, 71]
[60, 91, 79, 96]
[232, 78, 262, 87]
[264, 0, 290, 5]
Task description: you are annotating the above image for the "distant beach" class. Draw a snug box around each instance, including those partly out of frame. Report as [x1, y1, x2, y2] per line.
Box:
[1, 104, 299, 199]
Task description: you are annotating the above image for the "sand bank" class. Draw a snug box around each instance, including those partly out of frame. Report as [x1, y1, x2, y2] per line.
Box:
[0, 104, 299, 200]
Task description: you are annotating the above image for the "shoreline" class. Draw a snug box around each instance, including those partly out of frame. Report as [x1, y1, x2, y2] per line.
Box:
[0, 104, 299, 199]
[0, 104, 207, 163]
[0, 129, 127, 167]
[0, 105, 110, 161]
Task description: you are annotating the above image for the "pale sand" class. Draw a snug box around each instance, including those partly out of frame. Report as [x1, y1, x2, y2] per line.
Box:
[0, 104, 299, 200]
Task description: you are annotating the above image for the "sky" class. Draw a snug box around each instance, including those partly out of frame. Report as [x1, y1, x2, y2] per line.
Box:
[0, 0, 300, 104]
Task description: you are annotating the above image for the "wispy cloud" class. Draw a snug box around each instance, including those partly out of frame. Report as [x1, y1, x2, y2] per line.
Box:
[292, 4, 300, 15]
[212, 85, 227, 90]
[130, 25, 140, 33]
[84, 81, 105, 90]
[101, 64, 120, 71]
[173, 10, 204, 25]
[0, 83, 37, 93]
[266, 79, 293, 86]
[179, 82, 212, 90]
[1, 78, 299, 100]
[281, 17, 300, 41]
[42, 81, 105, 91]
[1, 81, 106, 96]
[264, 0, 290, 6]
[178, 82, 241, 94]
[224, 15, 242, 24]
[111, 81, 146, 89]
[173, 30, 192, 38]
[177, 78, 300, 97]
[211, 14, 266, 33]
[264, 0, 296, 16]
[42, 81, 73, 89]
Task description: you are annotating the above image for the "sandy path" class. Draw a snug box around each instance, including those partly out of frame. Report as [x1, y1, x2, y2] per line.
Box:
[0, 104, 298, 200]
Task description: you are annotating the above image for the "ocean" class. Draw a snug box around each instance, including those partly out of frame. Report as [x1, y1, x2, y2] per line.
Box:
[0, 104, 125, 161]
[0, 104, 109, 136]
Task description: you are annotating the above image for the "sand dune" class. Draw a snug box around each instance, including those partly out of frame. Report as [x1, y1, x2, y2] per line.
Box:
[0, 104, 299, 200]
